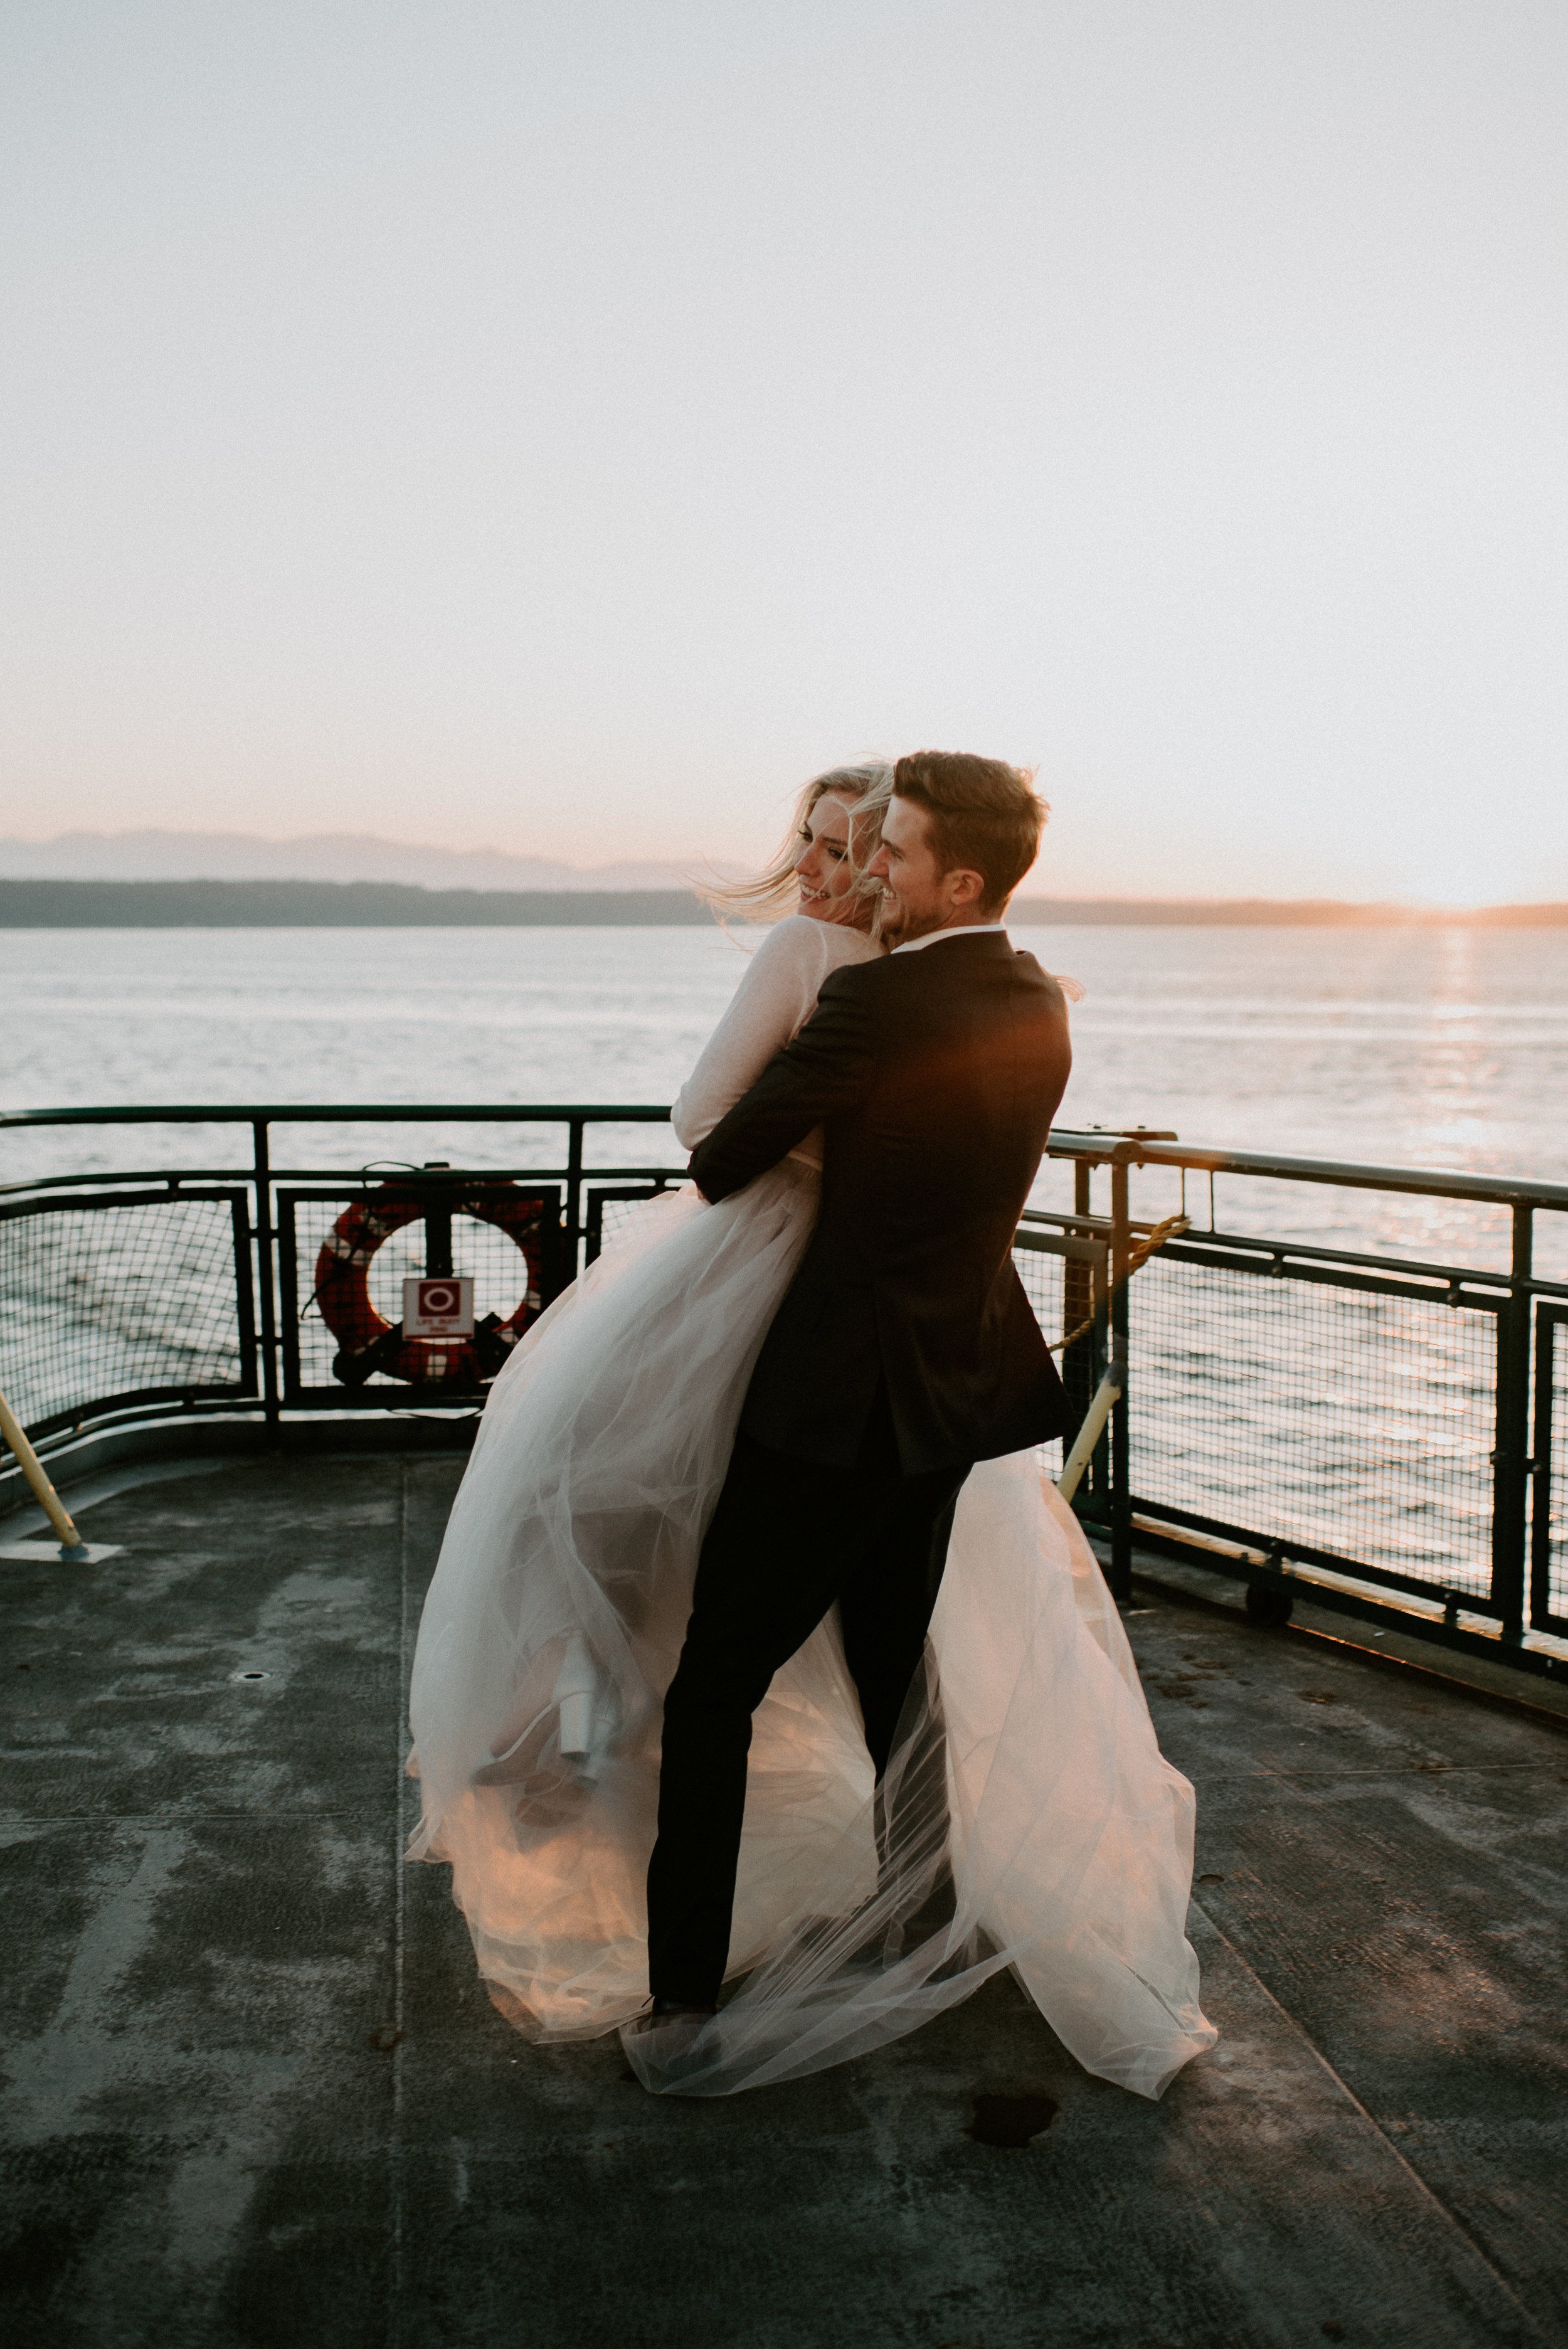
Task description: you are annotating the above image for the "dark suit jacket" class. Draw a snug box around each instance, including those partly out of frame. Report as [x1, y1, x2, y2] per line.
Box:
[689, 930, 1073, 1473]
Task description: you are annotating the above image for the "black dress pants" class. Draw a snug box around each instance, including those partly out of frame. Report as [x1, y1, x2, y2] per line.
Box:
[645, 1390, 969, 2007]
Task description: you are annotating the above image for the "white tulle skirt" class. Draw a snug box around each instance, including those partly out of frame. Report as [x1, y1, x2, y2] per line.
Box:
[407, 1166, 1217, 2101]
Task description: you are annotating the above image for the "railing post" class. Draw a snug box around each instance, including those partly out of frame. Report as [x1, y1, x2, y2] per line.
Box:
[1491, 1201, 1533, 1638]
[1062, 1158, 1097, 1507]
[1530, 1303, 1558, 1633]
[1109, 1148, 1133, 1603]
[252, 1118, 281, 1438]
[562, 1116, 585, 1297]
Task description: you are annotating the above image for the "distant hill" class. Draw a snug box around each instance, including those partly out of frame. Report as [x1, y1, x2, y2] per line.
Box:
[0, 828, 709, 892]
[0, 879, 718, 926]
[2, 878, 1565, 928]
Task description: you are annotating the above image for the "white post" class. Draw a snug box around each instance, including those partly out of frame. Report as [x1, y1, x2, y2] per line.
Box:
[1056, 1364, 1125, 1506]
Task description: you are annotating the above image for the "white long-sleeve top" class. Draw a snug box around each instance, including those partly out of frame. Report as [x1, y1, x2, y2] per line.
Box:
[671, 916, 882, 1168]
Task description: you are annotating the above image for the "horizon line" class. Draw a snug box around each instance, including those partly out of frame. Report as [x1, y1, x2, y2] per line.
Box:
[0, 828, 1550, 914]
[2, 877, 1564, 928]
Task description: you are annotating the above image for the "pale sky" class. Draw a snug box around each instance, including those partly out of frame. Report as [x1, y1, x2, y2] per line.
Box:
[2, 2, 1565, 900]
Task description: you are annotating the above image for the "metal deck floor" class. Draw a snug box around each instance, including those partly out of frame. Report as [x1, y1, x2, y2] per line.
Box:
[2, 1451, 1565, 2349]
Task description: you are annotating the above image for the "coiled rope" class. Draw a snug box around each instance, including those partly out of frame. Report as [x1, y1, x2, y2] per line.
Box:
[1047, 1211, 1190, 1355]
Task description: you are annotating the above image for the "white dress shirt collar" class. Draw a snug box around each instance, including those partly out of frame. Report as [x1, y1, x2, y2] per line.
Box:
[891, 921, 1008, 955]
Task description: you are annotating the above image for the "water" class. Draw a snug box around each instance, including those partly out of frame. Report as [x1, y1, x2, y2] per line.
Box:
[3, 923, 1565, 1274]
[3, 922, 1565, 1608]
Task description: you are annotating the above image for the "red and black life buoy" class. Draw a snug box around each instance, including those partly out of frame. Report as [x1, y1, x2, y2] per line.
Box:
[314, 1181, 554, 1389]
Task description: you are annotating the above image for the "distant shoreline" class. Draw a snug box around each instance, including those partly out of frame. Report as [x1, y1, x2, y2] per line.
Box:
[1, 878, 1565, 928]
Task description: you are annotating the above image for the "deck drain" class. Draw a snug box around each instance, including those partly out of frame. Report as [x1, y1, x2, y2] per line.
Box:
[964, 2092, 1059, 2148]
[231, 1668, 270, 1682]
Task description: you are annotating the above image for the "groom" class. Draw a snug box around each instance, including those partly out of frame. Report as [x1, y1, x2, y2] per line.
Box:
[643, 750, 1074, 2026]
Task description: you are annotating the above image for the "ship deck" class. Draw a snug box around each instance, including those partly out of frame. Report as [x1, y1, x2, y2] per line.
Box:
[3, 1448, 1565, 2349]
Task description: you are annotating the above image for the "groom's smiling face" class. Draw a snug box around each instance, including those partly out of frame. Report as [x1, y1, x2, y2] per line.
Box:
[870, 796, 988, 945]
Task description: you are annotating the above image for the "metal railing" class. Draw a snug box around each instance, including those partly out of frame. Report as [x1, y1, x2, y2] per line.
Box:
[1017, 1128, 1568, 1685]
[3, 1105, 1566, 1684]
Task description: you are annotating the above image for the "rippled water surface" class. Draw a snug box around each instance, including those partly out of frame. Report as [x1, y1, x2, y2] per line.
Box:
[3, 923, 1565, 1603]
[3, 922, 1564, 1271]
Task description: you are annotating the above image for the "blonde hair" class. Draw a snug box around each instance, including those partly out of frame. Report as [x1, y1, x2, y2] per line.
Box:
[699, 761, 894, 930]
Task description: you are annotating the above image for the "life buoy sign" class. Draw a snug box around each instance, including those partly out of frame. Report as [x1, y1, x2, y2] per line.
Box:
[314, 1182, 553, 1389]
[404, 1276, 474, 1335]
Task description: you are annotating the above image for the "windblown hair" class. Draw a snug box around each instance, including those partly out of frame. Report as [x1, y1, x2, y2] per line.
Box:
[698, 761, 895, 927]
[891, 750, 1047, 913]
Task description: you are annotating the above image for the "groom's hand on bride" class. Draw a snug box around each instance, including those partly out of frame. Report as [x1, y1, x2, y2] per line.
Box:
[689, 984, 874, 1202]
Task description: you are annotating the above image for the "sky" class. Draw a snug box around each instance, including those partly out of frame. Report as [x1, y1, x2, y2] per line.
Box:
[2, 1, 1565, 901]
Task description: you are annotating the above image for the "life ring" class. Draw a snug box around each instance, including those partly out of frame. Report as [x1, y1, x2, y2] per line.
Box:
[314, 1180, 553, 1389]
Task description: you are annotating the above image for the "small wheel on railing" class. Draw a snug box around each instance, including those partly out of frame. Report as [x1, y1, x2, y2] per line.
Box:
[1245, 1581, 1294, 1629]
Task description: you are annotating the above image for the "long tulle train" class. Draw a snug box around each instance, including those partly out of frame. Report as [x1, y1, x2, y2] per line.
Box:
[408, 1176, 1215, 2100]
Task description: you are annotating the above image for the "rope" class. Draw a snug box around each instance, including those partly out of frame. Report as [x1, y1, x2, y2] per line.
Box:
[1048, 1212, 1190, 1354]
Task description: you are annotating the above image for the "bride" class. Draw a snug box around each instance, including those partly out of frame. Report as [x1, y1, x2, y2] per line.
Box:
[407, 762, 1216, 2100]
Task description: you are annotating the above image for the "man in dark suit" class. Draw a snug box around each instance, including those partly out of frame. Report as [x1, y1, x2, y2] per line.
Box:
[642, 751, 1074, 2027]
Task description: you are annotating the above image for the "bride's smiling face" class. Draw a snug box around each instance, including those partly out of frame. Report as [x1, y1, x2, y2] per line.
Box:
[793, 792, 872, 928]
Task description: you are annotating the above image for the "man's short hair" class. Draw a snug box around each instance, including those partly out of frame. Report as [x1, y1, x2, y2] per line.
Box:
[892, 751, 1047, 913]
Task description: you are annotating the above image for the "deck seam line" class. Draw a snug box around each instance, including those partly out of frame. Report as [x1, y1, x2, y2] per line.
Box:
[0, 1808, 372, 1825]
[1193, 1899, 1549, 2341]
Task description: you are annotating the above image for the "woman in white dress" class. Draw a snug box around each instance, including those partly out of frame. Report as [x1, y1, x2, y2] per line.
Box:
[407, 763, 1216, 2101]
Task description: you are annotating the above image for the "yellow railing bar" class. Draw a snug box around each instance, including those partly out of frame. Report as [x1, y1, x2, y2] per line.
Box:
[0, 1388, 90, 1559]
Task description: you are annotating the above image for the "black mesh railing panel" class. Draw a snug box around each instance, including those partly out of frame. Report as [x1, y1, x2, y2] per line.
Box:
[1128, 1257, 1498, 1596]
[1012, 1243, 1071, 1471]
[0, 1197, 250, 1435]
[1544, 1317, 1568, 1626]
[289, 1191, 553, 1392]
[595, 1200, 638, 1253]
[586, 1186, 674, 1261]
